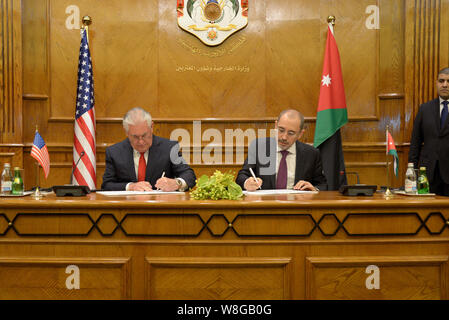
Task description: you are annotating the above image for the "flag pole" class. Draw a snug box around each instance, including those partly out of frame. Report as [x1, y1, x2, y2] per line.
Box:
[385, 125, 392, 197]
[32, 125, 43, 199]
[82, 15, 92, 41]
[327, 15, 335, 33]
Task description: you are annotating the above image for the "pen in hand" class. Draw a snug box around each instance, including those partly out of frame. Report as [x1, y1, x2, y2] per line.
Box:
[249, 167, 261, 190]
[156, 171, 165, 191]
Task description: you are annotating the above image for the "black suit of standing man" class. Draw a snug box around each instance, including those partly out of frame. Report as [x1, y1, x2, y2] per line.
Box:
[101, 107, 196, 191]
[409, 67, 449, 196]
[236, 109, 327, 191]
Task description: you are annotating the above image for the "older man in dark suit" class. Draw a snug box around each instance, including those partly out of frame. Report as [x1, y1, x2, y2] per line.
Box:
[101, 107, 196, 191]
[409, 67, 449, 196]
[236, 109, 327, 191]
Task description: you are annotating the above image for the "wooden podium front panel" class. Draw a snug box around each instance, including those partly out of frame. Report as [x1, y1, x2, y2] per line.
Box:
[0, 257, 131, 300]
[305, 256, 449, 300]
[145, 258, 292, 300]
[1, 192, 449, 300]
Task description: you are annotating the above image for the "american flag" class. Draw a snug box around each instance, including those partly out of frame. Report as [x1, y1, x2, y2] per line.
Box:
[31, 131, 50, 179]
[73, 28, 96, 189]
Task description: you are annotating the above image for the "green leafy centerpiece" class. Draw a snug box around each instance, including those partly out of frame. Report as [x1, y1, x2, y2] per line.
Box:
[190, 170, 243, 200]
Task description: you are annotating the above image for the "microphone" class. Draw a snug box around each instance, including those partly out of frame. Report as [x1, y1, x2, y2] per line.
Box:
[70, 151, 85, 185]
[339, 171, 377, 196]
[52, 151, 90, 197]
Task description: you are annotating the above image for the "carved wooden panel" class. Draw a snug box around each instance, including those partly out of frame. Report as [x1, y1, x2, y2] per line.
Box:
[306, 256, 448, 300]
[0, 257, 131, 299]
[145, 257, 291, 300]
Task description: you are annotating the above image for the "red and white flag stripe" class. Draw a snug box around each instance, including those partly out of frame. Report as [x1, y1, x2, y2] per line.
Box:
[73, 108, 96, 189]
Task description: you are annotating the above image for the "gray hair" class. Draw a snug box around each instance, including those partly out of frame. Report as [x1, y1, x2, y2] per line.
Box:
[123, 107, 152, 133]
[277, 109, 305, 131]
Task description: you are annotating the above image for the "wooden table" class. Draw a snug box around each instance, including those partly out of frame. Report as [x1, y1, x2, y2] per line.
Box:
[1, 191, 449, 299]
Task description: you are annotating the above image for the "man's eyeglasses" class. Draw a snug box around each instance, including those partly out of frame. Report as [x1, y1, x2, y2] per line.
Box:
[130, 132, 151, 141]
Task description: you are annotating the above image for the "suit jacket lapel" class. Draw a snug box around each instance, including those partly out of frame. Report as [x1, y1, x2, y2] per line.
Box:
[146, 135, 161, 182]
[124, 139, 137, 181]
[294, 141, 303, 183]
[434, 98, 443, 133]
[269, 138, 277, 188]
[269, 172, 276, 189]
[441, 99, 449, 134]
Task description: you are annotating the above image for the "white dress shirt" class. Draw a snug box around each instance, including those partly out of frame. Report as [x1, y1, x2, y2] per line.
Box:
[125, 149, 149, 191]
[126, 148, 187, 191]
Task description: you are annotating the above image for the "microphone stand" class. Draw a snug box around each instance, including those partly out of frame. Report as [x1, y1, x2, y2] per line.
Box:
[70, 151, 85, 185]
[52, 151, 90, 197]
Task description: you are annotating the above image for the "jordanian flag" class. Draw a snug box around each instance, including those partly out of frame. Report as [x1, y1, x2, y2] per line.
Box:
[386, 129, 399, 176]
[313, 24, 348, 190]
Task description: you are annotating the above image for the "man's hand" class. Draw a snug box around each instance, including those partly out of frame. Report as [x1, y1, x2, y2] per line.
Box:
[129, 181, 152, 191]
[155, 177, 179, 192]
[244, 177, 263, 191]
[293, 180, 317, 191]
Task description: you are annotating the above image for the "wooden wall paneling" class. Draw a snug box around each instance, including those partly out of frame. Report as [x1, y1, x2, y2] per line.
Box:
[405, 0, 445, 136]
[440, 1, 449, 68]
[15, 0, 449, 190]
[22, 0, 49, 98]
[159, 1, 265, 118]
[0, 145, 23, 170]
[22, 0, 49, 189]
[379, 0, 407, 177]
[403, 0, 448, 178]
[329, 0, 379, 121]
[265, 0, 320, 117]
[378, 0, 405, 143]
[379, 0, 404, 97]
[49, 0, 159, 120]
[1, 0, 23, 144]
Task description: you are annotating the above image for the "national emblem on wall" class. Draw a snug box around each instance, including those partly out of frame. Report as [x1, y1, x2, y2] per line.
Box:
[177, 0, 248, 46]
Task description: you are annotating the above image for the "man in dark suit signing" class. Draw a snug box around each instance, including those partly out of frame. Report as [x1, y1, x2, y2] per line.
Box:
[409, 67, 449, 196]
[101, 107, 196, 191]
[236, 109, 327, 191]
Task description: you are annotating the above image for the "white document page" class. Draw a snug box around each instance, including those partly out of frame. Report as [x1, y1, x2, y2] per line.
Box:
[97, 191, 182, 196]
[243, 189, 319, 195]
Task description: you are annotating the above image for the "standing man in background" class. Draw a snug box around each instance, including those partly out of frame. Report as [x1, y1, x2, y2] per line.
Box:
[409, 67, 449, 196]
[101, 107, 196, 191]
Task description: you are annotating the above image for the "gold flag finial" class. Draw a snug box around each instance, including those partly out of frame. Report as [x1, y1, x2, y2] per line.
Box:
[82, 16, 92, 28]
[327, 16, 336, 26]
[82, 16, 92, 41]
